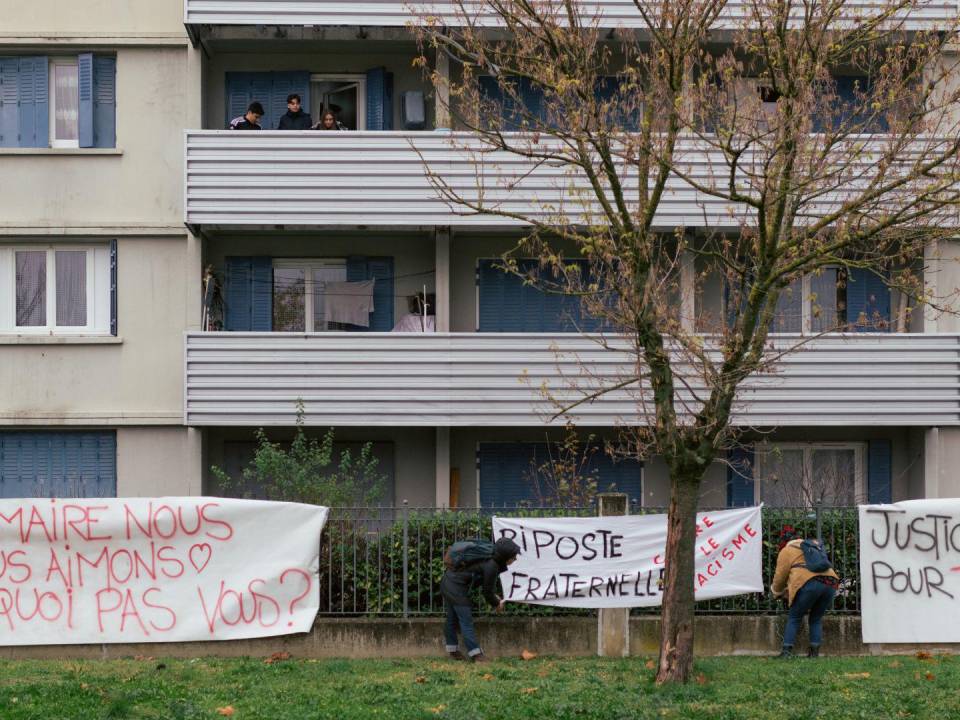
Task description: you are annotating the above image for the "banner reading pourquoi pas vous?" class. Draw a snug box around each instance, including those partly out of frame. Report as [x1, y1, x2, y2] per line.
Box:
[493, 506, 762, 608]
[859, 499, 960, 643]
[0, 497, 327, 645]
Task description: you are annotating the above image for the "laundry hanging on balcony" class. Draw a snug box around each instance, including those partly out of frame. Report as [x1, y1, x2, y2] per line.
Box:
[324, 279, 375, 327]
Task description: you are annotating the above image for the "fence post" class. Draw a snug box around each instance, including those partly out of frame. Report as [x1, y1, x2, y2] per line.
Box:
[597, 493, 630, 657]
[815, 495, 824, 543]
[402, 499, 410, 618]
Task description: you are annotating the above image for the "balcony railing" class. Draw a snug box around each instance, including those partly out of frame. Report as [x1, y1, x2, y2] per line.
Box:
[184, 332, 960, 426]
[185, 130, 954, 229]
[183, 0, 957, 30]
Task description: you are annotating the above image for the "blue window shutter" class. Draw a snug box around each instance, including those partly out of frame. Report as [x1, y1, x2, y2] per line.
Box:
[78, 53, 94, 147]
[0, 57, 21, 147]
[225, 72, 272, 128]
[269, 71, 311, 129]
[727, 445, 755, 507]
[365, 67, 394, 130]
[17, 56, 48, 148]
[92, 55, 116, 148]
[845, 267, 891, 332]
[477, 258, 595, 332]
[367, 257, 395, 331]
[0, 432, 116, 498]
[224, 256, 254, 331]
[478, 442, 642, 507]
[479, 76, 544, 130]
[868, 440, 892, 504]
[250, 256, 272, 331]
[346, 255, 368, 283]
[110, 239, 118, 336]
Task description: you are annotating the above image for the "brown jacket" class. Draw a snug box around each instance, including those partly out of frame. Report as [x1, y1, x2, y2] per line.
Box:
[772, 538, 839, 606]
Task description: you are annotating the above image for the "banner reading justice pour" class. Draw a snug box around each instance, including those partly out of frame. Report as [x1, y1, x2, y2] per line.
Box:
[493, 506, 763, 608]
[0, 497, 327, 645]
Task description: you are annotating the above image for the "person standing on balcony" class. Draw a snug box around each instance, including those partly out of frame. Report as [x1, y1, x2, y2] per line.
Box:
[314, 109, 347, 131]
[278, 94, 312, 130]
[440, 537, 521, 663]
[771, 526, 840, 658]
[229, 102, 264, 130]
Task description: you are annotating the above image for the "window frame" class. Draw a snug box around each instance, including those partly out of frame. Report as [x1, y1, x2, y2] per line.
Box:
[271, 257, 347, 332]
[754, 441, 866, 507]
[725, 265, 846, 335]
[49, 56, 80, 149]
[309, 73, 366, 130]
[0, 243, 110, 335]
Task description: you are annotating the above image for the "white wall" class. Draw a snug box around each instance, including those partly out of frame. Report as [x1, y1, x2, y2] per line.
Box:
[117, 427, 202, 496]
[5, 0, 184, 36]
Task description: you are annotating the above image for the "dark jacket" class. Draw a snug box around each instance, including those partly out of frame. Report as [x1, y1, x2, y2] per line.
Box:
[278, 109, 312, 130]
[440, 538, 521, 608]
[228, 115, 262, 130]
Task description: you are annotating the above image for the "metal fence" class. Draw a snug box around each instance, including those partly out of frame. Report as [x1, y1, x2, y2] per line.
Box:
[316, 504, 861, 617]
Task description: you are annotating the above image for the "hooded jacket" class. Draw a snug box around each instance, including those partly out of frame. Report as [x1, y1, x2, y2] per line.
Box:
[440, 538, 521, 607]
[278, 109, 312, 130]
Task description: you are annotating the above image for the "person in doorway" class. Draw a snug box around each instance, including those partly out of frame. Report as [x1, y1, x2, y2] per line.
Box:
[277, 94, 312, 130]
[771, 526, 840, 658]
[440, 537, 521, 663]
[229, 102, 264, 130]
[314, 109, 347, 131]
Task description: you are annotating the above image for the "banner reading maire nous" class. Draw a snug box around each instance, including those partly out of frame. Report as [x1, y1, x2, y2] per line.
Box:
[859, 499, 960, 643]
[493, 506, 763, 608]
[0, 497, 327, 645]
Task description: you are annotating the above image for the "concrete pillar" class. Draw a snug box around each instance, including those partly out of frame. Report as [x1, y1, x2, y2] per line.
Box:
[924, 427, 941, 498]
[924, 427, 960, 498]
[435, 227, 451, 332]
[434, 50, 451, 129]
[680, 245, 695, 333]
[597, 493, 630, 657]
[186, 228, 204, 331]
[435, 427, 451, 507]
[923, 240, 941, 333]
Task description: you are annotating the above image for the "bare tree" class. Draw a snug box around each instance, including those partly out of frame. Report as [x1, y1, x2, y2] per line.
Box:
[413, 0, 960, 683]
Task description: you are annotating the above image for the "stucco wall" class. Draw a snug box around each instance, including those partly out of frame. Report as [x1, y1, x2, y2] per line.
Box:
[4, 0, 185, 36]
[0, 235, 193, 424]
[117, 426, 202, 496]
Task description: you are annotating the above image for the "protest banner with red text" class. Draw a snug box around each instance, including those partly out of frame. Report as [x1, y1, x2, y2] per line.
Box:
[0, 497, 327, 645]
[493, 506, 763, 608]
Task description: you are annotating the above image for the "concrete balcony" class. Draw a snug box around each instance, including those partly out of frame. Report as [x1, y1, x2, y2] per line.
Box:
[183, 332, 960, 427]
[183, 0, 956, 30]
[185, 130, 946, 230]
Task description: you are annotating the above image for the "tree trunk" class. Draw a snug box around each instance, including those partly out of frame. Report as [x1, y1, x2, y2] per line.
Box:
[655, 469, 701, 684]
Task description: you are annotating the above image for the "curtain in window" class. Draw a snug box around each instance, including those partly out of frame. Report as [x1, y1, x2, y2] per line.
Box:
[312, 267, 347, 331]
[272, 268, 305, 331]
[810, 268, 840, 333]
[15, 251, 46, 327]
[55, 250, 86, 326]
[54, 63, 79, 141]
[811, 448, 857, 505]
[772, 277, 803, 332]
[758, 448, 805, 506]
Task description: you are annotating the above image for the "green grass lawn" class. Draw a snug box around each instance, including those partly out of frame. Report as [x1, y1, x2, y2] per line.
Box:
[0, 654, 956, 720]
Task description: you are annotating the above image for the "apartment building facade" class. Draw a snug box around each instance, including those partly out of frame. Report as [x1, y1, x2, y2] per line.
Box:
[5, 0, 960, 509]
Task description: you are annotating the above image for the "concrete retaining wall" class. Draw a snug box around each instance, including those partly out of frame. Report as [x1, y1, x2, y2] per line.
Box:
[3, 616, 959, 660]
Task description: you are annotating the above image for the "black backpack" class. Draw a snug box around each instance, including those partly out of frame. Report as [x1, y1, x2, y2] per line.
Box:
[443, 539, 495, 571]
[798, 539, 832, 573]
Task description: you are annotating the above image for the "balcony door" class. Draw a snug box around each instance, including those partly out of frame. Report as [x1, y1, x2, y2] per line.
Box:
[311, 74, 365, 131]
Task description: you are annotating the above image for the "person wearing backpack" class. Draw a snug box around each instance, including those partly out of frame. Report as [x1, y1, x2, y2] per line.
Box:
[771, 527, 840, 658]
[440, 537, 521, 662]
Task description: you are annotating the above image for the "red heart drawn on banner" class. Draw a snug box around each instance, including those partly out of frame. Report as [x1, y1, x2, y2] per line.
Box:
[189, 543, 212, 574]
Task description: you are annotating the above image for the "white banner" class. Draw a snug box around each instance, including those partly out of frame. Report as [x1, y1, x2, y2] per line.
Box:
[0, 497, 327, 645]
[493, 506, 763, 608]
[859, 499, 960, 643]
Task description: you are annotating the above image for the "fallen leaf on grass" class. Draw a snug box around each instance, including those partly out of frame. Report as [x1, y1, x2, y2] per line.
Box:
[695, 673, 708, 685]
[415, 676, 427, 684]
[888, 661, 902, 669]
[216, 707, 235, 717]
[916, 650, 932, 660]
[481, 673, 494, 681]
[925, 672, 935, 681]
[264, 652, 291, 665]
[429, 705, 446, 714]
[521, 650, 537, 661]
[843, 672, 871, 679]
[520, 687, 538, 695]
[645, 660, 656, 670]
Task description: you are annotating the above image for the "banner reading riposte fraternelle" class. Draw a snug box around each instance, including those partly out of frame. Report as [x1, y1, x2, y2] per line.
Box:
[493, 506, 763, 608]
[0, 497, 327, 645]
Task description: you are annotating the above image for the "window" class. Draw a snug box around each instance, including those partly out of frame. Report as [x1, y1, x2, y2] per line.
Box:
[272, 259, 347, 332]
[770, 268, 846, 333]
[0, 244, 111, 334]
[311, 74, 366, 131]
[0, 431, 116, 498]
[50, 57, 79, 148]
[755, 442, 865, 507]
